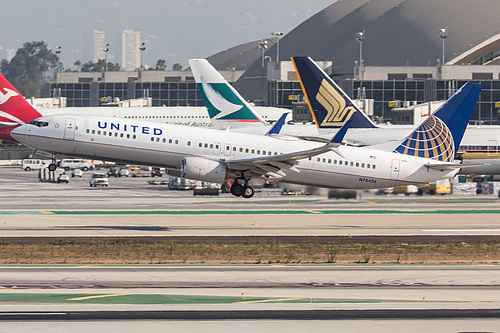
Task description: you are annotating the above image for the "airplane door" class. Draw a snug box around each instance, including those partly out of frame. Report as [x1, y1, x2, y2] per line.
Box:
[223, 144, 232, 156]
[63, 118, 76, 140]
[488, 140, 498, 157]
[390, 159, 400, 180]
[213, 142, 221, 155]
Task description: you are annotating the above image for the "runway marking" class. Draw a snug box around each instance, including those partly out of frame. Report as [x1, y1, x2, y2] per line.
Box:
[422, 229, 500, 232]
[1, 209, 500, 215]
[305, 210, 323, 214]
[236, 297, 306, 304]
[66, 294, 127, 301]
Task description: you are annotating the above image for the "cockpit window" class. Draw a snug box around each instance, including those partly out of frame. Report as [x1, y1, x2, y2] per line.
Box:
[29, 120, 49, 127]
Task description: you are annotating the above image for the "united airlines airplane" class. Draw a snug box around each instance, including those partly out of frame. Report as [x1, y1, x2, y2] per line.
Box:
[10, 81, 482, 198]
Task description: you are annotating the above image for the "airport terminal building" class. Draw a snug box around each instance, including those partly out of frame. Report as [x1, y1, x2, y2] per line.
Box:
[43, 0, 500, 124]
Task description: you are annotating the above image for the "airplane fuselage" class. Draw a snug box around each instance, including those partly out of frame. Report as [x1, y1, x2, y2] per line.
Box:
[12, 114, 459, 190]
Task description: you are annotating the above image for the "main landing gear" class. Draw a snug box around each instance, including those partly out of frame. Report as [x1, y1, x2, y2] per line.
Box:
[230, 177, 255, 198]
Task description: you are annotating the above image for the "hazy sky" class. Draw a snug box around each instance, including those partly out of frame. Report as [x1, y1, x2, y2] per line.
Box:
[2, 0, 335, 69]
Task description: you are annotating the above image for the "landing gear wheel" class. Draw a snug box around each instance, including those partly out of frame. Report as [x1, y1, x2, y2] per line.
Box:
[231, 183, 244, 197]
[48, 164, 57, 172]
[242, 186, 255, 198]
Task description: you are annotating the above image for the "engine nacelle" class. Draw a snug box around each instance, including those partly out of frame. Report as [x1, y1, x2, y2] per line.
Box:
[181, 157, 227, 183]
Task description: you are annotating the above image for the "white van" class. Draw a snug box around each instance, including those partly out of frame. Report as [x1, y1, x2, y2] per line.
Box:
[58, 159, 94, 171]
[22, 159, 48, 171]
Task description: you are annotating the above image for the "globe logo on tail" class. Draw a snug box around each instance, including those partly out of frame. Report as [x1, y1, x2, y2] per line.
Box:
[393, 116, 455, 162]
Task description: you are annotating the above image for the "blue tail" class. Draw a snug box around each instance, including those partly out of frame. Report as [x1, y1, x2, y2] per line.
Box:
[393, 83, 482, 162]
[291, 56, 377, 129]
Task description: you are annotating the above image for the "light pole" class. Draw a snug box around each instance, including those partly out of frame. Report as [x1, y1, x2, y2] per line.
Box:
[440, 27, 447, 65]
[356, 30, 365, 80]
[140, 41, 146, 70]
[271, 32, 283, 62]
[258, 40, 268, 98]
[54, 46, 61, 84]
[103, 43, 110, 72]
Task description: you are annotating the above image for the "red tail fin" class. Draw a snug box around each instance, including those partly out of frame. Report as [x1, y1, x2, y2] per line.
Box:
[0, 74, 42, 141]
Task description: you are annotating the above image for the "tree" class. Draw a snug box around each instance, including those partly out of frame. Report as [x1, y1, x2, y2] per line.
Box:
[155, 59, 166, 70]
[172, 62, 183, 71]
[0, 41, 59, 97]
[80, 59, 120, 72]
[74, 60, 82, 72]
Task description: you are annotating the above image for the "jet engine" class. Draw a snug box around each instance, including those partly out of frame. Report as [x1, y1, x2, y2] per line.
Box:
[181, 157, 228, 183]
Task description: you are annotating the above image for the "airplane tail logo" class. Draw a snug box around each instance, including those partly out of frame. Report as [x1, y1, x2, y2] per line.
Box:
[316, 78, 356, 127]
[291, 56, 377, 129]
[393, 82, 482, 162]
[189, 59, 266, 128]
[0, 74, 43, 141]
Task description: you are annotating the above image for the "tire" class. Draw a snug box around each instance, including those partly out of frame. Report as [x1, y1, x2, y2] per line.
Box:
[90, 183, 93, 187]
[64, 167, 70, 171]
[231, 183, 244, 197]
[242, 186, 255, 198]
[48, 164, 57, 172]
[82, 167, 88, 171]
[25, 167, 31, 171]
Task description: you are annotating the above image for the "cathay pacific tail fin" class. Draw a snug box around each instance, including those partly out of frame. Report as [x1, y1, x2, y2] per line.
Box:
[291, 56, 377, 129]
[189, 58, 267, 129]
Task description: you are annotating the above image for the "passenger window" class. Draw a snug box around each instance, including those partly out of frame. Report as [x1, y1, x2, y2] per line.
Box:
[356, 162, 359, 167]
[323, 158, 326, 163]
[175, 140, 178, 144]
[187, 141, 191, 146]
[163, 138, 166, 143]
[257, 150, 260, 154]
[156, 137, 160, 142]
[245, 149, 249, 153]
[169, 139, 173, 144]
[373, 165, 376, 169]
[350, 162, 354, 166]
[114, 133, 118, 137]
[317, 158, 320, 162]
[210, 144, 213, 148]
[109, 132, 112, 136]
[92, 130, 95, 134]
[151, 137, 154, 141]
[239, 148, 243, 152]
[86, 129, 89, 133]
[367, 164, 370, 168]
[120, 133, 124, 138]
[133, 135, 136, 139]
[251, 149, 255, 154]
[361, 163, 365, 168]
[328, 159, 331, 163]
[103, 131, 106, 136]
[127, 134, 130, 139]
[98, 131, 101, 135]
[199, 143, 202, 147]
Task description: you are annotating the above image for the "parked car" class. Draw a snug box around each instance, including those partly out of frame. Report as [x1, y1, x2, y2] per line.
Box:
[72, 169, 83, 177]
[57, 173, 70, 183]
[22, 159, 48, 171]
[89, 173, 109, 187]
[58, 159, 94, 171]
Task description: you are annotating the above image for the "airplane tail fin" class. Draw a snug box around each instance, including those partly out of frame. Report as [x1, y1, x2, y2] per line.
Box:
[188, 59, 266, 129]
[393, 82, 482, 162]
[0, 74, 42, 141]
[291, 56, 377, 129]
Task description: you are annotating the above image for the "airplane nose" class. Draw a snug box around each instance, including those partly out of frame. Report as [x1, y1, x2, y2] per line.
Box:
[10, 124, 26, 139]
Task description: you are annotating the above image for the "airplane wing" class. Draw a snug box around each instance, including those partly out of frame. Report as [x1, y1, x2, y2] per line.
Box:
[223, 118, 352, 178]
[223, 144, 332, 178]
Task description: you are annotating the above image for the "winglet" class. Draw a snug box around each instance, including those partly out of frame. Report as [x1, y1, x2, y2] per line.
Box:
[329, 119, 352, 145]
[188, 58, 266, 129]
[291, 56, 377, 129]
[265, 112, 289, 136]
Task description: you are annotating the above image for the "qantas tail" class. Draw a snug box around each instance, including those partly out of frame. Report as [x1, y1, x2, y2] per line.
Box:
[0, 74, 42, 141]
[291, 56, 377, 129]
[189, 58, 267, 129]
[393, 82, 482, 162]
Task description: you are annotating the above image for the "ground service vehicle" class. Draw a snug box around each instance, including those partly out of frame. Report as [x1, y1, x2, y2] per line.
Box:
[89, 173, 109, 187]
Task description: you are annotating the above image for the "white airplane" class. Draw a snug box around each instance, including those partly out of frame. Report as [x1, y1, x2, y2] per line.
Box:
[11, 81, 482, 198]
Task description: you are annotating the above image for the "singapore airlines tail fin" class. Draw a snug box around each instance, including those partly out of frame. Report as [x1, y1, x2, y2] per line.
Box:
[291, 56, 377, 129]
[189, 58, 267, 129]
[393, 82, 482, 162]
[0, 74, 43, 141]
